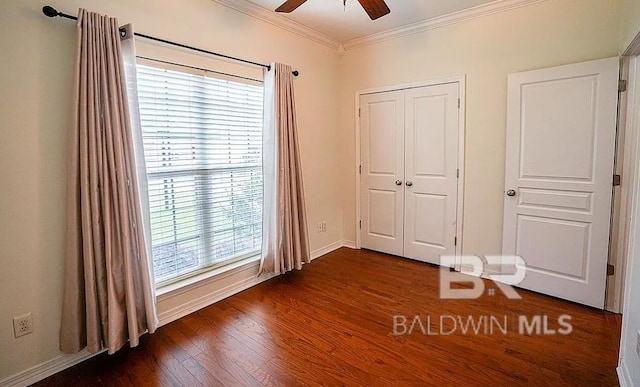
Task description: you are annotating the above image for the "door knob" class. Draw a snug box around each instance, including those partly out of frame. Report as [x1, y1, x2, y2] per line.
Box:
[406, 181, 414, 187]
[506, 189, 517, 197]
[395, 180, 403, 186]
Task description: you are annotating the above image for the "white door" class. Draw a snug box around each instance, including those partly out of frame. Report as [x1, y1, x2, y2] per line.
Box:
[404, 84, 460, 264]
[360, 91, 405, 256]
[361, 83, 461, 261]
[502, 57, 619, 309]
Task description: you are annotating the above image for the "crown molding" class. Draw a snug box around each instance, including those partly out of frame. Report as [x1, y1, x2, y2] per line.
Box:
[211, 0, 548, 52]
[342, 0, 549, 50]
[210, 0, 341, 50]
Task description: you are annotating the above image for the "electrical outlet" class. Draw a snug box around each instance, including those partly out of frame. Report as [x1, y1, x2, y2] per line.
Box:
[13, 313, 34, 338]
[317, 221, 328, 233]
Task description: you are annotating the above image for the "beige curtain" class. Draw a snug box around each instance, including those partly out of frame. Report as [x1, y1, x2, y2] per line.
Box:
[60, 9, 158, 355]
[260, 63, 311, 275]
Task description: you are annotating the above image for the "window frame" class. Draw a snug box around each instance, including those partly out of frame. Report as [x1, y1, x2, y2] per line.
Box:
[135, 59, 265, 288]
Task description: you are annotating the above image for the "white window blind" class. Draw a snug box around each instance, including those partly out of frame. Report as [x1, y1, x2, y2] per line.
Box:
[136, 64, 264, 286]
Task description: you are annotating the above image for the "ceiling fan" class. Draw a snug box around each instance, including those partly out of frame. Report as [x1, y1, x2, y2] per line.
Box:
[275, 0, 391, 20]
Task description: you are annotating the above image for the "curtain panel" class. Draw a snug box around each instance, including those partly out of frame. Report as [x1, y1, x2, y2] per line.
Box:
[60, 9, 157, 355]
[260, 63, 311, 275]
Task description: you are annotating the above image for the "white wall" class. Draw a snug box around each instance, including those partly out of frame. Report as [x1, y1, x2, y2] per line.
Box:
[0, 0, 342, 381]
[620, 0, 640, 52]
[339, 0, 621, 256]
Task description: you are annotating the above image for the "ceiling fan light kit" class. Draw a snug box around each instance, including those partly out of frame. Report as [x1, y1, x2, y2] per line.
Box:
[276, 0, 391, 20]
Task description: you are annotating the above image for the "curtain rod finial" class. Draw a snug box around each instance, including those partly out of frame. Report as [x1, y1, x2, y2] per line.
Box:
[42, 5, 60, 17]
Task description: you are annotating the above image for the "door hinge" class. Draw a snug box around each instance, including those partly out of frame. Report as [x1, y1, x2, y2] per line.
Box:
[454, 236, 458, 246]
[359, 220, 362, 229]
[458, 99, 461, 109]
[619, 80, 628, 93]
[607, 264, 615, 276]
[359, 165, 362, 175]
[613, 174, 621, 187]
[457, 168, 460, 179]
[359, 108, 361, 117]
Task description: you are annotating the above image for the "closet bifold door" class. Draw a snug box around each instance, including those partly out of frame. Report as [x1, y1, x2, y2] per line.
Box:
[403, 83, 460, 265]
[360, 91, 405, 256]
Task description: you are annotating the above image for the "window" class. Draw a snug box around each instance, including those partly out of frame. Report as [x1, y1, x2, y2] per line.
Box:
[136, 63, 264, 286]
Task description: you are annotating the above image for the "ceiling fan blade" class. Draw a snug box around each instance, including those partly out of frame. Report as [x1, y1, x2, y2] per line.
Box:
[275, 0, 308, 13]
[356, 0, 391, 20]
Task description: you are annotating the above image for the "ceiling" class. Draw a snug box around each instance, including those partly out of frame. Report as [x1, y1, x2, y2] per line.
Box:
[244, 0, 498, 42]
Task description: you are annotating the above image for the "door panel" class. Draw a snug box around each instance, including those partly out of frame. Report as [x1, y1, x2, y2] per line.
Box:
[360, 91, 405, 256]
[519, 76, 597, 181]
[404, 83, 460, 263]
[412, 97, 447, 177]
[516, 215, 590, 279]
[517, 188, 593, 213]
[368, 189, 399, 238]
[412, 193, 447, 248]
[369, 101, 399, 175]
[503, 57, 619, 309]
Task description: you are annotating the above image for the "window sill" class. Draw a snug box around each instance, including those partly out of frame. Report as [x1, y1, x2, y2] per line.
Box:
[156, 254, 261, 299]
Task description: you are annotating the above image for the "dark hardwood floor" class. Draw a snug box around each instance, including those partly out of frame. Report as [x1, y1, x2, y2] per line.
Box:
[35, 248, 622, 386]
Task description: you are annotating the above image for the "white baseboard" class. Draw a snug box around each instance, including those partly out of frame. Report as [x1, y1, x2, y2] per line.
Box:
[157, 268, 274, 326]
[310, 240, 345, 260]
[617, 360, 633, 387]
[0, 348, 106, 387]
[158, 239, 351, 327]
[0, 239, 354, 387]
[342, 240, 357, 249]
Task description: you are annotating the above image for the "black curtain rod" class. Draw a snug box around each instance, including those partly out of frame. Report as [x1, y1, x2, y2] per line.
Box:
[42, 6, 299, 77]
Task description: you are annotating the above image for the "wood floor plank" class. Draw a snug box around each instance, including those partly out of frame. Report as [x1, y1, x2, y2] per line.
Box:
[33, 248, 621, 386]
